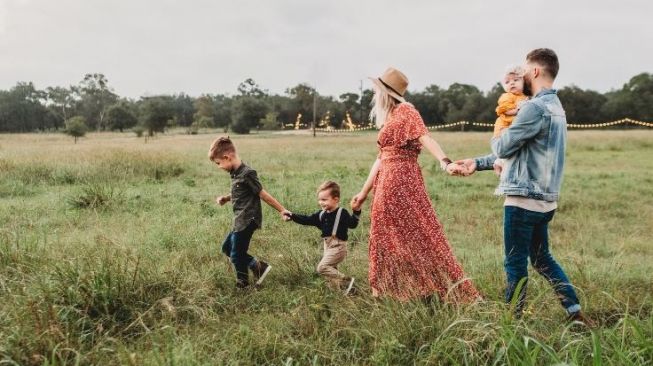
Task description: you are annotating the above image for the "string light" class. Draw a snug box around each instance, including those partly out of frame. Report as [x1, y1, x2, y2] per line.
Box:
[312, 118, 653, 133]
[567, 118, 653, 128]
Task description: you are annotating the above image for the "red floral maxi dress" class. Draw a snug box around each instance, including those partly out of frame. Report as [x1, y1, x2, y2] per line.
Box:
[369, 103, 480, 302]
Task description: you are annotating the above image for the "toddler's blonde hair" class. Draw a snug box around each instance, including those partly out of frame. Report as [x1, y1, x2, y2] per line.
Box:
[501, 65, 526, 92]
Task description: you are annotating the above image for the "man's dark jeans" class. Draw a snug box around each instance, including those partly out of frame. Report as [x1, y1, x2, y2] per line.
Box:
[504, 206, 580, 314]
[222, 221, 258, 284]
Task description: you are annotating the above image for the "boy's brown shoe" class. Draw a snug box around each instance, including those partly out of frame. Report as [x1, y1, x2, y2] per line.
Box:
[252, 261, 272, 285]
[235, 279, 250, 289]
[567, 311, 596, 327]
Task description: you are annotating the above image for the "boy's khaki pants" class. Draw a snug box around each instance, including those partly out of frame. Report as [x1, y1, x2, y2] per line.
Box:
[317, 237, 348, 288]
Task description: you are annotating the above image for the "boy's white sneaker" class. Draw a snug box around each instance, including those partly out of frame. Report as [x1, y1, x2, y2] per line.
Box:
[344, 277, 355, 295]
[253, 261, 272, 285]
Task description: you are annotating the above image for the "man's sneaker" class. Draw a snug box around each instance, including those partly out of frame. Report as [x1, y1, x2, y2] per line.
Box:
[343, 277, 355, 296]
[252, 261, 272, 285]
[235, 279, 249, 289]
[567, 311, 596, 327]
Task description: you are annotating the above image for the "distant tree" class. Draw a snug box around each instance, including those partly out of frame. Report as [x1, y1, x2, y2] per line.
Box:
[105, 102, 138, 132]
[260, 111, 281, 130]
[286, 83, 316, 127]
[265, 94, 294, 127]
[193, 95, 215, 128]
[46, 86, 76, 122]
[139, 96, 174, 136]
[213, 94, 233, 132]
[43, 108, 64, 131]
[318, 96, 345, 129]
[337, 92, 359, 127]
[626, 73, 653, 121]
[439, 83, 485, 122]
[171, 93, 195, 127]
[237, 78, 267, 98]
[75, 73, 118, 130]
[558, 85, 608, 123]
[407, 84, 445, 125]
[231, 96, 268, 134]
[339, 92, 359, 113]
[602, 73, 653, 122]
[64, 116, 88, 143]
[0, 82, 49, 132]
[360, 88, 374, 125]
[475, 83, 505, 123]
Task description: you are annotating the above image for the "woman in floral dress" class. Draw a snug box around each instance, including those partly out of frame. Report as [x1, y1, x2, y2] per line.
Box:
[351, 67, 480, 302]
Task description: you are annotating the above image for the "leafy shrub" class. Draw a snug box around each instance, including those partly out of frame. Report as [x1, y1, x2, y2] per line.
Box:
[65, 116, 88, 143]
[67, 184, 121, 209]
[132, 125, 145, 137]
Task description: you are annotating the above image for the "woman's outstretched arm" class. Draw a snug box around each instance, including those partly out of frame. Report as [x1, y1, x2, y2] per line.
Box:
[351, 158, 381, 211]
[419, 134, 465, 174]
[419, 134, 449, 163]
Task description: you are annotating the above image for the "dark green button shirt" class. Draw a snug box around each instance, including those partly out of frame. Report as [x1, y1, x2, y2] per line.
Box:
[230, 163, 263, 232]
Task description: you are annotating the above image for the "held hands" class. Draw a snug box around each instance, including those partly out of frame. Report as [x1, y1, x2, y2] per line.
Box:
[350, 192, 367, 211]
[446, 159, 477, 177]
[216, 195, 230, 206]
[281, 210, 292, 222]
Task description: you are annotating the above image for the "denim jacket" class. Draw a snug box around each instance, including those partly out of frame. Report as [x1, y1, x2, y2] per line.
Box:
[475, 89, 566, 202]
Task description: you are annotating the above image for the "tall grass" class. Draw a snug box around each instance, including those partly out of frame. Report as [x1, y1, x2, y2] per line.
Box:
[0, 130, 652, 365]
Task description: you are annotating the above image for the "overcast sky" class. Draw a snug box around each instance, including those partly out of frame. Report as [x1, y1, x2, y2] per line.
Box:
[1, 0, 651, 98]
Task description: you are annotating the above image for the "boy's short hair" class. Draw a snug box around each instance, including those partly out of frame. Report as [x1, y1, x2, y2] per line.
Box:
[526, 48, 559, 79]
[208, 136, 236, 161]
[317, 181, 340, 199]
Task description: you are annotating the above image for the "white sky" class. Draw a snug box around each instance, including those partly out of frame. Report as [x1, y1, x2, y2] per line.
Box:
[1, 0, 651, 98]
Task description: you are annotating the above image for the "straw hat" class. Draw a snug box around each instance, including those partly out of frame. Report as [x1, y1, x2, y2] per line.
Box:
[369, 67, 408, 103]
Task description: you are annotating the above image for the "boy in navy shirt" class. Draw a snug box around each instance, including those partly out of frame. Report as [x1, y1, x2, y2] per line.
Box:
[283, 181, 360, 295]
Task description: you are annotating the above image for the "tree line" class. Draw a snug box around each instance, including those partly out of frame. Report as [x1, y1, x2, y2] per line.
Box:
[0, 72, 651, 135]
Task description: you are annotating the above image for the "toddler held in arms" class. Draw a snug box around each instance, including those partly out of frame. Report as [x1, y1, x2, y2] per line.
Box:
[493, 65, 529, 174]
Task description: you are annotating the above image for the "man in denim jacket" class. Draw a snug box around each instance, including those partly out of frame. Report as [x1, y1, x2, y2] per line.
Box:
[454, 49, 590, 324]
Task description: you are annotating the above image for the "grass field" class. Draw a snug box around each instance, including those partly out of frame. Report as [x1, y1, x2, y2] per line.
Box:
[1, 130, 652, 365]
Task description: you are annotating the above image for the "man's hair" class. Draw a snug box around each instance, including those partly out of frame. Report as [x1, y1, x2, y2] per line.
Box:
[208, 136, 236, 161]
[317, 181, 340, 199]
[526, 48, 559, 79]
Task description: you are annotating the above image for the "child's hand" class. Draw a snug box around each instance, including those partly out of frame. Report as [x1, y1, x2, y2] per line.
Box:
[446, 162, 465, 176]
[350, 192, 366, 211]
[281, 210, 292, 221]
[216, 196, 230, 206]
[505, 108, 518, 116]
[493, 160, 504, 176]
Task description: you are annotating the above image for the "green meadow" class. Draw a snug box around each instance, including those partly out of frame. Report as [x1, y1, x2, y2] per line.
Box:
[1, 130, 652, 365]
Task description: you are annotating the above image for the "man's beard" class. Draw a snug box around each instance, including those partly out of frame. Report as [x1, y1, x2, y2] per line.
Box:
[523, 78, 533, 97]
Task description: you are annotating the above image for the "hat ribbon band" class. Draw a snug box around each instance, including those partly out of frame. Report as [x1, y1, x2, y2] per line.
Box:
[378, 78, 404, 97]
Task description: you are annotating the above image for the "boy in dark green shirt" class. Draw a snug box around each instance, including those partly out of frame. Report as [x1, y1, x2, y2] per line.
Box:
[209, 136, 289, 288]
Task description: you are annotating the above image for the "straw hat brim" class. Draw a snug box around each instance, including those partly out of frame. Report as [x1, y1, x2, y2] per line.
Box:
[369, 77, 406, 103]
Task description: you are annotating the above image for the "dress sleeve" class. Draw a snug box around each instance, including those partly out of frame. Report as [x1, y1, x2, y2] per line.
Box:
[393, 103, 428, 147]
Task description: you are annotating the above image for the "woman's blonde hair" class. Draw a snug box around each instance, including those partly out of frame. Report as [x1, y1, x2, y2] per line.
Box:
[370, 84, 399, 128]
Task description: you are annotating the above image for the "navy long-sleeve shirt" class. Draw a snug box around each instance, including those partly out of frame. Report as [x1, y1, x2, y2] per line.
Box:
[290, 207, 361, 241]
